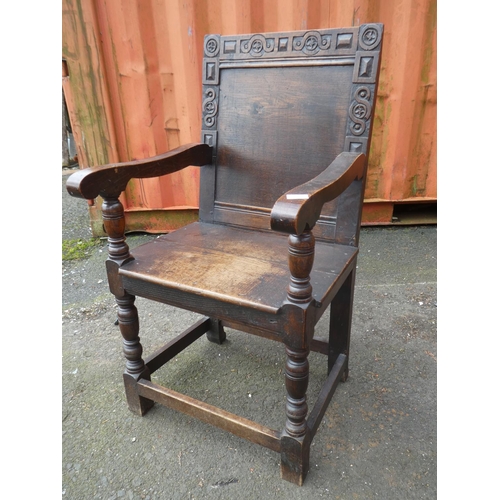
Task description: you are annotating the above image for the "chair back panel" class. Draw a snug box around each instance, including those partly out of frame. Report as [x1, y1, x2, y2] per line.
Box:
[198, 26, 383, 244]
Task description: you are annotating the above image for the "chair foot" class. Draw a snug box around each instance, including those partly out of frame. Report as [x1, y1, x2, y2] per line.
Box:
[123, 372, 154, 416]
[341, 366, 349, 382]
[280, 433, 311, 486]
[206, 319, 226, 344]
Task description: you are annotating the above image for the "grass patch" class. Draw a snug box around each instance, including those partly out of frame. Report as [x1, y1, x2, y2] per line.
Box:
[62, 238, 104, 260]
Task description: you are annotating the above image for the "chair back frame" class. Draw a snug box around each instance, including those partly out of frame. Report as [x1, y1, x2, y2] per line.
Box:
[199, 25, 383, 246]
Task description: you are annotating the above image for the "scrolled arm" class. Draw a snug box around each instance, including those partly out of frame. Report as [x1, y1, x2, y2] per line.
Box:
[66, 143, 212, 199]
[270, 152, 366, 235]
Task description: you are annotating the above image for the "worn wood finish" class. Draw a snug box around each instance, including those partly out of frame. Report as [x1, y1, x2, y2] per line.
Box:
[66, 24, 383, 485]
[119, 222, 358, 320]
[271, 153, 365, 235]
[137, 379, 281, 453]
[220, 317, 330, 355]
[66, 143, 212, 200]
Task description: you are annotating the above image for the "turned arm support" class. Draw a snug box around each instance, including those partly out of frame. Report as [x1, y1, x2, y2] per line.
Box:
[66, 143, 212, 199]
[270, 152, 366, 235]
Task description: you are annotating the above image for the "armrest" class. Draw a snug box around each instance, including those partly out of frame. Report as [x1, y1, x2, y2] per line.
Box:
[270, 152, 365, 235]
[66, 143, 212, 199]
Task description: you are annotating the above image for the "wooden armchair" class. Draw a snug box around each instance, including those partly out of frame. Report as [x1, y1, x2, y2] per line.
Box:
[67, 24, 383, 485]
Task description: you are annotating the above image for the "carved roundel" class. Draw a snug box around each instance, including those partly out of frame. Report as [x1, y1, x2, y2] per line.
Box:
[293, 31, 331, 55]
[241, 34, 274, 57]
[251, 39, 263, 52]
[305, 35, 318, 51]
[358, 24, 382, 51]
[204, 35, 220, 57]
[352, 103, 367, 119]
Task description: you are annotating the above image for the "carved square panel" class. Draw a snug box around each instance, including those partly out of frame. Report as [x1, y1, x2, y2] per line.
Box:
[344, 136, 367, 154]
[336, 33, 353, 50]
[202, 130, 218, 149]
[224, 40, 237, 54]
[353, 51, 379, 83]
[278, 37, 289, 51]
[332, 29, 358, 55]
[203, 59, 219, 85]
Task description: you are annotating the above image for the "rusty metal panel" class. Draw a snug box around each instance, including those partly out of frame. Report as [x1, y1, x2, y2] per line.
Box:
[63, 0, 436, 233]
[364, 0, 437, 202]
[62, 0, 120, 169]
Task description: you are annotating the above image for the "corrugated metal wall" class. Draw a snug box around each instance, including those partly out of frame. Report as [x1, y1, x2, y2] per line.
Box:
[62, 0, 436, 235]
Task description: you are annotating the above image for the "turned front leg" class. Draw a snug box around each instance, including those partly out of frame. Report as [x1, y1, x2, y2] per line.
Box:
[102, 195, 153, 416]
[281, 231, 314, 485]
[286, 231, 314, 304]
[285, 232, 315, 438]
[284, 345, 309, 437]
[116, 293, 154, 415]
[281, 344, 311, 485]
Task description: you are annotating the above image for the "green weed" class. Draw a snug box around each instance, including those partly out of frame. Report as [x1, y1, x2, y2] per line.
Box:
[62, 238, 103, 260]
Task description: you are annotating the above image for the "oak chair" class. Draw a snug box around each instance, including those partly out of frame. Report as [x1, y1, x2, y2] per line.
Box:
[67, 24, 383, 485]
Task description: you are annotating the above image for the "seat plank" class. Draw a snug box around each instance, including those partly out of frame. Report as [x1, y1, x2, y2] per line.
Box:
[120, 222, 357, 313]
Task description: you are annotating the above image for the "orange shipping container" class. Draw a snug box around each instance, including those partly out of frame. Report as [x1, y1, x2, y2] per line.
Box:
[62, 0, 436, 235]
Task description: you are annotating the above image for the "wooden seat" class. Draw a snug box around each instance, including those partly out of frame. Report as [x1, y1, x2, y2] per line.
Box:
[67, 24, 383, 485]
[120, 222, 357, 314]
